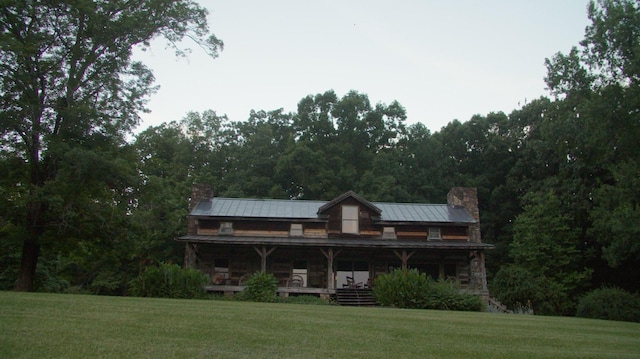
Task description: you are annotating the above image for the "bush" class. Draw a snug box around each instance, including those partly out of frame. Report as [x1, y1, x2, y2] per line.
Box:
[491, 265, 581, 316]
[243, 272, 278, 302]
[373, 268, 483, 311]
[423, 280, 484, 311]
[576, 287, 640, 323]
[490, 265, 543, 310]
[129, 263, 208, 299]
[373, 268, 430, 309]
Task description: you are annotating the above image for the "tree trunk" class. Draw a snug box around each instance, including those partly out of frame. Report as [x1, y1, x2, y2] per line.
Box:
[16, 126, 44, 292]
[16, 237, 40, 292]
[17, 195, 45, 291]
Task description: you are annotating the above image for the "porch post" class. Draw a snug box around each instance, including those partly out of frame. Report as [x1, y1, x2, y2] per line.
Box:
[393, 249, 415, 270]
[253, 246, 276, 273]
[320, 248, 341, 290]
[184, 243, 197, 268]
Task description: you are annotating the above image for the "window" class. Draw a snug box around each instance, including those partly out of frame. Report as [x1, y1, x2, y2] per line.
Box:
[342, 205, 359, 234]
[382, 226, 396, 239]
[219, 222, 233, 235]
[428, 227, 441, 240]
[289, 223, 303, 237]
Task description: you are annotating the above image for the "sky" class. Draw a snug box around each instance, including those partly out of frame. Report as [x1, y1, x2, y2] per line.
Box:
[134, 0, 592, 133]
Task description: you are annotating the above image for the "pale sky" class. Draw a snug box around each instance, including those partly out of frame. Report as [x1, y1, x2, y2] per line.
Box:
[134, 0, 591, 133]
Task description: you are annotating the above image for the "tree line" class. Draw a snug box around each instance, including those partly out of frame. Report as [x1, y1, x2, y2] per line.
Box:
[1, 0, 639, 315]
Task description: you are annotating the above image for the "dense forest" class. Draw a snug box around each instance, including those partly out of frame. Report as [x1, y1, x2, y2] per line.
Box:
[1, 0, 639, 315]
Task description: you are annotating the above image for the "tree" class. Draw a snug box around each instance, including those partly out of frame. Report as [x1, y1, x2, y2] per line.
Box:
[132, 122, 193, 267]
[542, 0, 640, 292]
[0, 0, 222, 291]
[223, 109, 295, 198]
[509, 191, 592, 315]
[590, 160, 640, 277]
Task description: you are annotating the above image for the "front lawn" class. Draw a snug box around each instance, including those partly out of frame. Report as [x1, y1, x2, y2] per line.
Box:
[0, 292, 638, 358]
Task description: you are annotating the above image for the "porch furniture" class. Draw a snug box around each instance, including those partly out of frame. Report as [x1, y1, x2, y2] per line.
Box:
[289, 274, 304, 287]
[212, 273, 226, 285]
[343, 276, 363, 289]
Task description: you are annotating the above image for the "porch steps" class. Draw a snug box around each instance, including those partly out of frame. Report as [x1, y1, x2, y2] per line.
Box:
[487, 297, 512, 314]
[335, 288, 377, 306]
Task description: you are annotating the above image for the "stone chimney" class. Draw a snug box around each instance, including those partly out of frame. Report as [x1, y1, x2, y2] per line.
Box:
[187, 183, 212, 235]
[447, 187, 481, 243]
[447, 187, 489, 299]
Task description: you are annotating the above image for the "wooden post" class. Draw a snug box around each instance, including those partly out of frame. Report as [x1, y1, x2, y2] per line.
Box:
[253, 246, 276, 272]
[184, 243, 197, 268]
[320, 248, 341, 290]
[393, 249, 415, 270]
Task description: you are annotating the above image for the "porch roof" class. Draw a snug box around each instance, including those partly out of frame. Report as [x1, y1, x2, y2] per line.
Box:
[177, 235, 494, 250]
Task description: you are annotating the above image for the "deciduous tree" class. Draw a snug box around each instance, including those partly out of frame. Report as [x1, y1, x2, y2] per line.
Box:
[0, 0, 222, 291]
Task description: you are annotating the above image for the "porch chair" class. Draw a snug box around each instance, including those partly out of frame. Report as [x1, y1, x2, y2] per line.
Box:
[289, 274, 304, 287]
[343, 276, 363, 289]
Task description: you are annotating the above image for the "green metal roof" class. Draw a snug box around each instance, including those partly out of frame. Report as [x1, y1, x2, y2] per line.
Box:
[190, 196, 476, 224]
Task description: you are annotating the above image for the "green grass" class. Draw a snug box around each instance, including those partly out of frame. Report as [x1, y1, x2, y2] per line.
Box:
[1, 292, 639, 358]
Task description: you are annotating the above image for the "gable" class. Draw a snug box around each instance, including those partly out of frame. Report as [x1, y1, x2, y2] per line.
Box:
[317, 191, 381, 216]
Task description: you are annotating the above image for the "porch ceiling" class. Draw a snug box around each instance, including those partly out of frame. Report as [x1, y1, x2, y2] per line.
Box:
[177, 235, 494, 250]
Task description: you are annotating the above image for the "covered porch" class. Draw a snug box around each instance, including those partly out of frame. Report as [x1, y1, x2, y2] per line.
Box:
[179, 235, 492, 298]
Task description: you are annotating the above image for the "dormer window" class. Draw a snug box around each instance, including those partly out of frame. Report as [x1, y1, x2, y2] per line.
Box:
[290, 223, 303, 237]
[342, 205, 359, 234]
[382, 227, 396, 239]
[428, 227, 441, 240]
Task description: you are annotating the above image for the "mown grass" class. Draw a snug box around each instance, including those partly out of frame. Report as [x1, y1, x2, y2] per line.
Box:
[1, 291, 639, 358]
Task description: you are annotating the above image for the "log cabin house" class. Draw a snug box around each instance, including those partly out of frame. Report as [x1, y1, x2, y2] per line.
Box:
[178, 185, 492, 301]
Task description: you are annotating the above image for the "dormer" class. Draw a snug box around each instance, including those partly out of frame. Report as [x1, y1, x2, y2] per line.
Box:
[318, 191, 381, 236]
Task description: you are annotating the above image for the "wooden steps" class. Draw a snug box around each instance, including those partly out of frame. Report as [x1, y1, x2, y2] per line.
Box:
[487, 297, 512, 313]
[335, 288, 377, 306]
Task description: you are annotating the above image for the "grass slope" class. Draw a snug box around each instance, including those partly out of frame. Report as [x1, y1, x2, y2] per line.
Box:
[1, 292, 639, 358]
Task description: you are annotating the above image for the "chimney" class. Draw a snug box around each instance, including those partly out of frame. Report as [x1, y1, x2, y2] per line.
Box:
[447, 187, 481, 243]
[188, 183, 212, 235]
[447, 187, 489, 299]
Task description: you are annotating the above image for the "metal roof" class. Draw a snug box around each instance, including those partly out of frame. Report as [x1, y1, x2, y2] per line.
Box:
[375, 203, 474, 223]
[191, 198, 325, 219]
[191, 197, 476, 224]
[178, 235, 493, 250]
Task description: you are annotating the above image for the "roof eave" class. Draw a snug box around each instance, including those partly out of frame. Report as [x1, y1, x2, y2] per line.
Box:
[176, 235, 495, 250]
[192, 215, 327, 223]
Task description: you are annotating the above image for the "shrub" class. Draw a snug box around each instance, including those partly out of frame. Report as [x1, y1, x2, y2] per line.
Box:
[129, 263, 208, 299]
[490, 265, 543, 310]
[34, 256, 70, 293]
[491, 265, 581, 315]
[243, 272, 278, 302]
[373, 268, 430, 309]
[372, 268, 483, 311]
[423, 280, 484, 312]
[576, 287, 640, 323]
